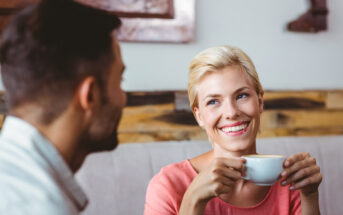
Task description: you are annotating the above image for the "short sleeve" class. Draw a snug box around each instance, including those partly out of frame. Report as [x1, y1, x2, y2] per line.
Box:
[144, 173, 178, 215]
[144, 161, 195, 215]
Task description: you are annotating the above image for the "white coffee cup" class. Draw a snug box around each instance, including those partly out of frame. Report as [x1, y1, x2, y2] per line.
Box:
[241, 154, 285, 186]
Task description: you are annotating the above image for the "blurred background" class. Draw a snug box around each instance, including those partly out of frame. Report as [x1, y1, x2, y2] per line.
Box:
[0, 0, 342, 143]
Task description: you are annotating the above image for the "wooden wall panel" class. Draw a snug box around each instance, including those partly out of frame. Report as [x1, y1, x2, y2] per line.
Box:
[117, 90, 343, 143]
[0, 90, 343, 143]
[327, 91, 343, 109]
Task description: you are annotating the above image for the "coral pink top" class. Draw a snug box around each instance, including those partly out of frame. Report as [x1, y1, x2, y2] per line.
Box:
[144, 160, 301, 215]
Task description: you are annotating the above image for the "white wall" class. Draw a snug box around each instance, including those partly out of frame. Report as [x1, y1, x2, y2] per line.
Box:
[1, 0, 342, 91]
[120, 0, 343, 91]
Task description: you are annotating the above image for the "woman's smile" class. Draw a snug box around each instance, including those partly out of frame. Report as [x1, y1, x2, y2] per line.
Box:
[220, 121, 250, 136]
[193, 65, 263, 154]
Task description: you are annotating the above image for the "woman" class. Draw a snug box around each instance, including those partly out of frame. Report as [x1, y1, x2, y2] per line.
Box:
[144, 46, 322, 215]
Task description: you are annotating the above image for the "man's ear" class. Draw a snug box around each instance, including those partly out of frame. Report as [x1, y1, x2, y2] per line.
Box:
[258, 91, 264, 113]
[77, 77, 100, 112]
[193, 107, 205, 128]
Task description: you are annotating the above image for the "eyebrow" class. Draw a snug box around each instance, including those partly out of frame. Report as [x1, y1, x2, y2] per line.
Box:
[203, 94, 221, 101]
[235, 86, 251, 93]
[201, 86, 252, 101]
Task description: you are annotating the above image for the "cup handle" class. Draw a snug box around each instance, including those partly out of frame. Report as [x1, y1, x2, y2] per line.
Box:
[241, 165, 249, 180]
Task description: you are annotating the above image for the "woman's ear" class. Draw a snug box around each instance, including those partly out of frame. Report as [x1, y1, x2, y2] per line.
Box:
[193, 107, 205, 128]
[258, 91, 264, 113]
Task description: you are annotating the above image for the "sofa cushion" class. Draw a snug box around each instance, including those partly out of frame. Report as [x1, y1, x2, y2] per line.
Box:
[76, 136, 343, 215]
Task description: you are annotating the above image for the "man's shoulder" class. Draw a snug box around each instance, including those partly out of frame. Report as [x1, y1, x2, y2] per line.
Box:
[0, 162, 63, 203]
[0, 197, 76, 215]
[0, 136, 49, 178]
[0, 166, 71, 214]
[0, 137, 63, 206]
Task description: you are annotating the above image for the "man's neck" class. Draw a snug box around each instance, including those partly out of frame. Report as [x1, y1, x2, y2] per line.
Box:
[12, 105, 86, 172]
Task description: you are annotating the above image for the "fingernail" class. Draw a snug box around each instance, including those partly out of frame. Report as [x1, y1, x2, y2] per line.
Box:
[290, 186, 294, 190]
[281, 171, 286, 177]
[281, 180, 287, 186]
[285, 160, 289, 166]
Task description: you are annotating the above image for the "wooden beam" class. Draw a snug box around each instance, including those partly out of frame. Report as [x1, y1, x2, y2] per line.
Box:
[326, 91, 343, 109]
[1, 90, 343, 143]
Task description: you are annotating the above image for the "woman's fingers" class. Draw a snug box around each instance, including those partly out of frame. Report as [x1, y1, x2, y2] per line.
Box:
[281, 152, 322, 196]
[210, 157, 245, 178]
[209, 174, 236, 188]
[284, 152, 311, 168]
[282, 165, 320, 185]
[214, 157, 245, 171]
[282, 153, 316, 178]
[211, 166, 242, 181]
[185, 157, 247, 204]
[291, 173, 322, 190]
[205, 173, 236, 198]
[204, 157, 246, 197]
[211, 181, 234, 197]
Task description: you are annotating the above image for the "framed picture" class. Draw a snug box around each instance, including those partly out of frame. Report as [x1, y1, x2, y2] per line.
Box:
[0, 0, 195, 43]
[81, 0, 195, 43]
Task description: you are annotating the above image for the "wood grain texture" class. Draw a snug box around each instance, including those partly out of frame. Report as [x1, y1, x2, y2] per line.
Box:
[326, 91, 343, 109]
[117, 90, 343, 143]
[0, 90, 342, 143]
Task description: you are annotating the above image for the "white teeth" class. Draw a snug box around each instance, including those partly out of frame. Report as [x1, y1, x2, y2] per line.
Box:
[221, 123, 248, 132]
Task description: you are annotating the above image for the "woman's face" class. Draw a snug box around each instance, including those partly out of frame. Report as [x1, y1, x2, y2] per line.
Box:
[193, 65, 263, 155]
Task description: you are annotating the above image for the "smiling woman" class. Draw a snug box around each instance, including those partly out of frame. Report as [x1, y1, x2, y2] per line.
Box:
[192, 66, 263, 156]
[144, 46, 322, 215]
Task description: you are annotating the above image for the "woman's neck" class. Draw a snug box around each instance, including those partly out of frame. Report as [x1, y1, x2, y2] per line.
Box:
[212, 143, 257, 158]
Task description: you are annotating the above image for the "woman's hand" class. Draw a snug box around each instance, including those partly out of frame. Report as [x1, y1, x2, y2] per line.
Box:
[179, 157, 245, 215]
[281, 152, 322, 196]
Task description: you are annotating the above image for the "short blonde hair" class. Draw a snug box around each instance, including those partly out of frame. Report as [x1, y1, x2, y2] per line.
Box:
[188, 45, 263, 109]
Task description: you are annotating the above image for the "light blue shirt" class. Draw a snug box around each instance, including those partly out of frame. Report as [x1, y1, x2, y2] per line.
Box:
[0, 116, 88, 214]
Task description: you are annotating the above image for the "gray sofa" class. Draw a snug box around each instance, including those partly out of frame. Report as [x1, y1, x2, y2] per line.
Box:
[76, 136, 343, 215]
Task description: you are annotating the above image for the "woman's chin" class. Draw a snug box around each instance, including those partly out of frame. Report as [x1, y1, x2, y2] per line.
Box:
[214, 136, 256, 153]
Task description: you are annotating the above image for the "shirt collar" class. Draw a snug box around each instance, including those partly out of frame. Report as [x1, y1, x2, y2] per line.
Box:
[1, 116, 88, 211]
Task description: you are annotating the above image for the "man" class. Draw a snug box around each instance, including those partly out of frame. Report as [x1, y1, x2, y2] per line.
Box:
[0, 0, 126, 213]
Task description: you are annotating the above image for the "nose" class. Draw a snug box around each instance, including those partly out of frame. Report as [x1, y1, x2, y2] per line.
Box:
[223, 99, 240, 119]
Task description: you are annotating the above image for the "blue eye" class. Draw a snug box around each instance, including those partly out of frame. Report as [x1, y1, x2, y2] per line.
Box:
[237, 93, 249, 100]
[207, 99, 218, 105]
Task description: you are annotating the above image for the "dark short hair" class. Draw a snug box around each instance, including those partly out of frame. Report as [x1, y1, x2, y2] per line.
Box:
[0, 0, 121, 124]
